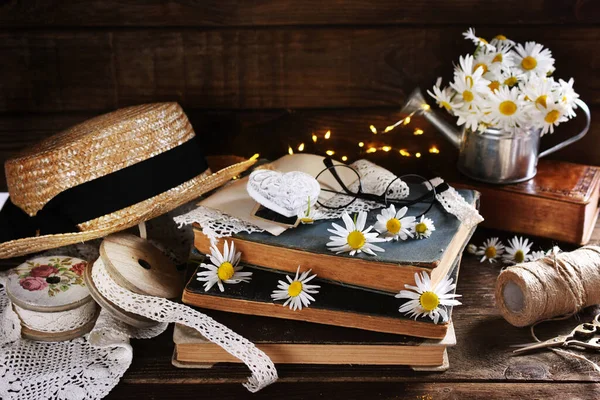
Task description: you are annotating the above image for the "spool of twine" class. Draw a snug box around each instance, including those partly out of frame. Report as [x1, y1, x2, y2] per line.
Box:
[495, 246, 600, 327]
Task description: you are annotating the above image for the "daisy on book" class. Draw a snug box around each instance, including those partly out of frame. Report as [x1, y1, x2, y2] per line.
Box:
[374, 205, 415, 241]
[196, 240, 252, 292]
[396, 271, 462, 324]
[327, 211, 386, 256]
[271, 267, 320, 311]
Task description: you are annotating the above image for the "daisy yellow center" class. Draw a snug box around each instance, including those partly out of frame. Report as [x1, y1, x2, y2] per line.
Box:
[495, 34, 507, 40]
[499, 101, 517, 116]
[478, 37, 488, 44]
[485, 246, 497, 259]
[488, 81, 500, 92]
[415, 222, 427, 234]
[521, 56, 537, 71]
[347, 230, 366, 250]
[217, 262, 235, 281]
[465, 76, 474, 88]
[535, 95, 548, 109]
[492, 54, 503, 63]
[287, 281, 303, 297]
[300, 217, 314, 224]
[504, 76, 518, 87]
[420, 291, 440, 312]
[440, 101, 452, 111]
[386, 218, 402, 234]
[514, 250, 525, 263]
[545, 110, 560, 124]
[463, 90, 474, 102]
[473, 63, 488, 74]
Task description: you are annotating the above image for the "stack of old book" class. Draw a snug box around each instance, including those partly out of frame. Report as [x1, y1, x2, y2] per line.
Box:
[174, 156, 479, 370]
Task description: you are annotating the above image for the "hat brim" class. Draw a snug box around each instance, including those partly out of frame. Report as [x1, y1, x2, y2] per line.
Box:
[0, 156, 255, 259]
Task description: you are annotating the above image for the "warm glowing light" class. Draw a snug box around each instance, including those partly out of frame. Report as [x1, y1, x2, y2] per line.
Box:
[403, 116, 411, 125]
[421, 103, 431, 111]
[288, 146, 294, 155]
[358, 142, 365, 147]
[324, 130, 331, 139]
[370, 125, 377, 134]
[326, 150, 335, 156]
[382, 146, 392, 152]
[341, 156, 348, 162]
[384, 126, 394, 133]
[429, 146, 440, 154]
[312, 134, 318, 143]
[366, 147, 377, 153]
[416, 152, 422, 158]
[399, 149, 410, 157]
[298, 143, 305, 152]
[414, 128, 424, 135]
[250, 153, 260, 160]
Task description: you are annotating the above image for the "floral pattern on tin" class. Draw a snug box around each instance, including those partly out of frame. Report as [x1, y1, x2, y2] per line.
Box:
[16, 258, 87, 297]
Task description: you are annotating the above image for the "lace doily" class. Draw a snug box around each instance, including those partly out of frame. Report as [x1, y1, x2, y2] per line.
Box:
[425, 178, 484, 229]
[91, 258, 277, 392]
[0, 280, 133, 400]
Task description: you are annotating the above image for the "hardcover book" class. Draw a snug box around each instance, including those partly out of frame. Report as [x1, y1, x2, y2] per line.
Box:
[449, 160, 600, 244]
[193, 188, 479, 294]
[182, 254, 462, 339]
[172, 310, 456, 368]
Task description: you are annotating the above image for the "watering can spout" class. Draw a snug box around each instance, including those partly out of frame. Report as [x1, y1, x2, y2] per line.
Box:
[403, 88, 462, 149]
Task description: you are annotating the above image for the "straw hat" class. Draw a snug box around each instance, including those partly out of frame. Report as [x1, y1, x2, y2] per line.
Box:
[0, 103, 255, 259]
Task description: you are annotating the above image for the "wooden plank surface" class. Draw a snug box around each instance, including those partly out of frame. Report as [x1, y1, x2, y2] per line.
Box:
[1, 0, 598, 27]
[0, 105, 597, 191]
[1, 27, 598, 112]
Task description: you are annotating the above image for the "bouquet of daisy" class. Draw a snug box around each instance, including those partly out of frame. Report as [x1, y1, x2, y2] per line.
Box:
[428, 27, 580, 135]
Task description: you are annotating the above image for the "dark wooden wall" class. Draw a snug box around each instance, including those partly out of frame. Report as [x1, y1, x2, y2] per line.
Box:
[1, 1, 600, 190]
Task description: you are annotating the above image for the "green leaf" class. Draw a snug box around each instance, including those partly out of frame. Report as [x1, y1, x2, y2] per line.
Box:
[60, 285, 70, 292]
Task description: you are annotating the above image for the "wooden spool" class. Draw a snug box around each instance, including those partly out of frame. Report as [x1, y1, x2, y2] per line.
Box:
[85, 233, 184, 328]
[6, 256, 99, 342]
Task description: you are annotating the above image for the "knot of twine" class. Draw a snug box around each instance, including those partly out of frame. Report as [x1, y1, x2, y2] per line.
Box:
[496, 246, 600, 327]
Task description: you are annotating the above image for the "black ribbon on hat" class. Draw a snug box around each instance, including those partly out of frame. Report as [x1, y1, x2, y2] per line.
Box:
[0, 135, 209, 243]
[315, 157, 448, 218]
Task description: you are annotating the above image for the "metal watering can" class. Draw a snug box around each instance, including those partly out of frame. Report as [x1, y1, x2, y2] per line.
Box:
[404, 89, 591, 184]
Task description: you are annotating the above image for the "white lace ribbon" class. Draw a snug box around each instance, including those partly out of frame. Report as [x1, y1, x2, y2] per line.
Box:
[425, 178, 484, 229]
[91, 258, 278, 392]
[14, 301, 97, 333]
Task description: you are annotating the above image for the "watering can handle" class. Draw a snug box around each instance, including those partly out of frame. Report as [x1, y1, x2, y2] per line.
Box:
[539, 100, 591, 158]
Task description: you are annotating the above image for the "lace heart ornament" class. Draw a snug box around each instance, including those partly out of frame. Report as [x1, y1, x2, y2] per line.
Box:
[247, 170, 321, 218]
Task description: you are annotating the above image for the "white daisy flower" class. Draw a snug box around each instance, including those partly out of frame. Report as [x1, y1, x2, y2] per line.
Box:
[485, 86, 528, 131]
[374, 205, 416, 241]
[503, 236, 533, 264]
[196, 240, 252, 292]
[413, 215, 435, 239]
[476, 237, 505, 263]
[451, 72, 489, 112]
[427, 78, 464, 113]
[396, 271, 462, 324]
[297, 198, 317, 224]
[511, 41, 555, 77]
[500, 68, 522, 88]
[453, 55, 490, 93]
[520, 74, 556, 111]
[531, 250, 546, 261]
[534, 101, 568, 135]
[466, 244, 477, 255]
[557, 78, 580, 118]
[490, 34, 516, 48]
[271, 266, 320, 311]
[462, 27, 496, 52]
[487, 45, 515, 73]
[454, 106, 483, 132]
[327, 211, 386, 256]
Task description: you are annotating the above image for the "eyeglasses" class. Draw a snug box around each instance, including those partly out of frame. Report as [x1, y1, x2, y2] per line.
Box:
[315, 158, 437, 218]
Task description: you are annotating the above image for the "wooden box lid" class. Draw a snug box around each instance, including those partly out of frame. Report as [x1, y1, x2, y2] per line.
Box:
[6, 256, 91, 312]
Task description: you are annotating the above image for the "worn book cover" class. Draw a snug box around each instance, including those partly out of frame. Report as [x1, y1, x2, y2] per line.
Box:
[182, 253, 462, 339]
[194, 188, 479, 293]
[172, 309, 456, 368]
[449, 160, 600, 244]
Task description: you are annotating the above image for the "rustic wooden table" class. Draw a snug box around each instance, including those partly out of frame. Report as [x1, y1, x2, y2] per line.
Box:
[90, 224, 599, 399]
